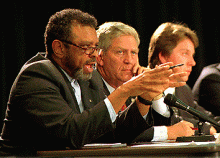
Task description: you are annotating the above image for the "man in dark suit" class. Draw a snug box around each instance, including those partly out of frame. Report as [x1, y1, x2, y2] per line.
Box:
[0, 9, 182, 156]
[95, 22, 196, 143]
[147, 22, 217, 135]
[192, 63, 220, 116]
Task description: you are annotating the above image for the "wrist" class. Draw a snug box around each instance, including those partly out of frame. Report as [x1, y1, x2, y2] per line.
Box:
[166, 126, 177, 140]
[153, 93, 164, 101]
[137, 96, 152, 105]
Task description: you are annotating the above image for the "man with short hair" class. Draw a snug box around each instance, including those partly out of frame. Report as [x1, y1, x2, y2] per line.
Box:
[148, 22, 217, 136]
[95, 22, 195, 143]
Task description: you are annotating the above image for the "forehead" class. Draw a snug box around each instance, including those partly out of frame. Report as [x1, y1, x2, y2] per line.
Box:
[71, 25, 98, 44]
[110, 35, 139, 50]
[173, 38, 195, 54]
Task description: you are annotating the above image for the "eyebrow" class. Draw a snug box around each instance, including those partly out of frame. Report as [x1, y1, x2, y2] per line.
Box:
[114, 46, 139, 52]
[179, 49, 195, 55]
[78, 41, 99, 46]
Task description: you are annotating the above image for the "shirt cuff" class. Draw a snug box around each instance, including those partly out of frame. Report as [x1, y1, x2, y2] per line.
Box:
[104, 98, 117, 123]
[152, 97, 170, 118]
[151, 126, 168, 141]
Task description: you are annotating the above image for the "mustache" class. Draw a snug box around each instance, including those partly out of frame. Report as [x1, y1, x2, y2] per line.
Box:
[85, 58, 97, 65]
[85, 57, 97, 70]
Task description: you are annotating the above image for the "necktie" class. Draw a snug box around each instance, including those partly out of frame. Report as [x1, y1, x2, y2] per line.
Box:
[120, 104, 127, 112]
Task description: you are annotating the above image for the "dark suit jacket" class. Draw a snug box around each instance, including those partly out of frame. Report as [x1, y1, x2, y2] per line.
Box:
[91, 71, 174, 143]
[1, 53, 115, 152]
[192, 63, 220, 116]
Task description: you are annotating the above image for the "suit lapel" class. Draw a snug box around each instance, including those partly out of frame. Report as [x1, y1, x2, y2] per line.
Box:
[26, 53, 82, 113]
[49, 59, 81, 113]
[102, 81, 111, 96]
[79, 70, 108, 110]
[78, 80, 94, 110]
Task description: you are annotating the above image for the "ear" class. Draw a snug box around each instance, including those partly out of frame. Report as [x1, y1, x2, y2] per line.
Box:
[96, 50, 104, 66]
[158, 52, 168, 64]
[52, 40, 65, 58]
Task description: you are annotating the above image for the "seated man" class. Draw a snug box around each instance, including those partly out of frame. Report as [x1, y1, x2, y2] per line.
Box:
[147, 22, 217, 136]
[0, 9, 187, 156]
[95, 22, 195, 143]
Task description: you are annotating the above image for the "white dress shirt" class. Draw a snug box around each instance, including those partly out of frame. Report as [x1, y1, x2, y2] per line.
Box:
[150, 87, 175, 141]
[61, 68, 116, 123]
[71, 79, 84, 113]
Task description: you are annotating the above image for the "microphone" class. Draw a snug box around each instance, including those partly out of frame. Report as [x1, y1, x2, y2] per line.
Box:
[164, 93, 220, 127]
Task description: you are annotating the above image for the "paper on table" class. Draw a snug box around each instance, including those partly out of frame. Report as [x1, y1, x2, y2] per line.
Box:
[131, 141, 216, 148]
[83, 143, 127, 149]
[215, 133, 220, 144]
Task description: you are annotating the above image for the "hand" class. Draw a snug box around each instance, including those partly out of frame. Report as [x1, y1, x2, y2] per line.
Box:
[210, 126, 217, 135]
[168, 65, 187, 87]
[109, 64, 171, 113]
[157, 62, 187, 87]
[121, 64, 172, 100]
[167, 120, 195, 140]
[109, 64, 171, 114]
[132, 59, 150, 76]
[133, 62, 186, 88]
[169, 72, 187, 87]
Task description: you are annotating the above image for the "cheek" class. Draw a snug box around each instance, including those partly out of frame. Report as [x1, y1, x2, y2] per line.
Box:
[168, 56, 180, 64]
[168, 52, 181, 60]
[74, 56, 87, 69]
[168, 55, 187, 68]
[178, 66, 186, 73]
[104, 57, 122, 69]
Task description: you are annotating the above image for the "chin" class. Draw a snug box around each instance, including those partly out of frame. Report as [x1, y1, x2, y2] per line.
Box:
[183, 76, 189, 82]
[124, 76, 133, 82]
[74, 68, 93, 81]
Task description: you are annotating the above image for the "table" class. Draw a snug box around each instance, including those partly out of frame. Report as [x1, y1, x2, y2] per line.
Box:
[37, 142, 220, 157]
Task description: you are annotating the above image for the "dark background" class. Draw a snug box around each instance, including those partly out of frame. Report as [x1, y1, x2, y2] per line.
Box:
[1, 0, 219, 130]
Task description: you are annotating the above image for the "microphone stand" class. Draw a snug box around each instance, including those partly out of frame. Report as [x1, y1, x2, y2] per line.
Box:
[176, 118, 216, 142]
[198, 120, 204, 136]
[165, 94, 218, 142]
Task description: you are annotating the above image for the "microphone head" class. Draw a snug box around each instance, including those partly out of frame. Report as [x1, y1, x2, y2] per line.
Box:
[164, 94, 188, 110]
[164, 94, 220, 127]
[164, 93, 177, 106]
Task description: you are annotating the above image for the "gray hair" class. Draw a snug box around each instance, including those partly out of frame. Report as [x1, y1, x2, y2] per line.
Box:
[97, 22, 140, 51]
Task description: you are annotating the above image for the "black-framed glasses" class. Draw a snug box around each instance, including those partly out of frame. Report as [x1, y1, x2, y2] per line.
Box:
[61, 40, 101, 55]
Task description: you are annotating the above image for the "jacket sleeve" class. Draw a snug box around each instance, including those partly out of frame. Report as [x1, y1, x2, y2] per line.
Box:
[115, 101, 173, 143]
[115, 101, 153, 143]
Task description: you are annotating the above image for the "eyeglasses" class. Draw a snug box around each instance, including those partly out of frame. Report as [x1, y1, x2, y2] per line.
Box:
[61, 40, 101, 55]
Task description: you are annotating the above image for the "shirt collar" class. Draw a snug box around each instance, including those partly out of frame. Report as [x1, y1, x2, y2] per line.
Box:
[59, 66, 75, 83]
[102, 78, 115, 94]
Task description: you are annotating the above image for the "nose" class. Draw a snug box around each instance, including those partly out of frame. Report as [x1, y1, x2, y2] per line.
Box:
[90, 49, 99, 58]
[189, 56, 196, 66]
[124, 52, 132, 64]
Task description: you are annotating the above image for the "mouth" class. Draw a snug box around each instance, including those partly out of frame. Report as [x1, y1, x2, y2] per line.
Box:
[83, 62, 96, 74]
[186, 70, 192, 74]
[123, 69, 132, 72]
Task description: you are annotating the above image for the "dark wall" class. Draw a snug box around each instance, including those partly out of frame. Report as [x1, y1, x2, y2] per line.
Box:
[1, 1, 219, 129]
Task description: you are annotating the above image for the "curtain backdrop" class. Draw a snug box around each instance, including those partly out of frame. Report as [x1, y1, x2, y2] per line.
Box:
[1, 1, 219, 129]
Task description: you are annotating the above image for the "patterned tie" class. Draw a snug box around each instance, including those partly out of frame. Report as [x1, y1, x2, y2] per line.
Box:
[120, 104, 127, 112]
